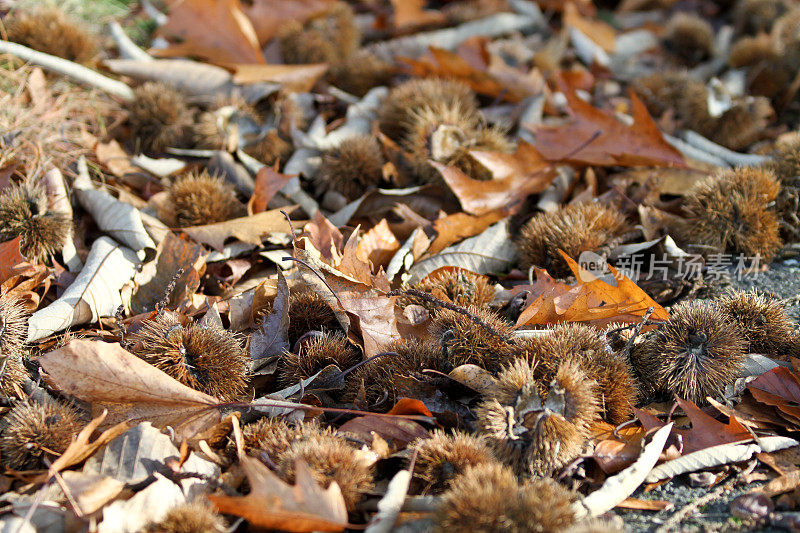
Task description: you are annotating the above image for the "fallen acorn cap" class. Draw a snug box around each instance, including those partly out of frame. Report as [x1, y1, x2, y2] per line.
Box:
[276, 331, 362, 389]
[5, 6, 98, 63]
[0, 179, 71, 263]
[678, 166, 781, 261]
[630, 301, 747, 404]
[125, 82, 194, 154]
[430, 305, 519, 371]
[127, 313, 249, 401]
[411, 430, 499, 494]
[166, 170, 245, 228]
[378, 78, 479, 143]
[278, 1, 360, 64]
[717, 289, 796, 356]
[314, 135, 386, 201]
[141, 500, 226, 533]
[517, 202, 630, 279]
[662, 12, 714, 65]
[277, 432, 374, 511]
[0, 397, 84, 470]
[476, 360, 599, 478]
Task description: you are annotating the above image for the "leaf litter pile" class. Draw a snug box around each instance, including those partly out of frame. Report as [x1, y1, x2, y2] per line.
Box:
[8, 0, 800, 531]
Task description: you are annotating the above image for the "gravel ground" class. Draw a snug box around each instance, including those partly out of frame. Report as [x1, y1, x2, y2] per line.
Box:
[616, 259, 800, 532]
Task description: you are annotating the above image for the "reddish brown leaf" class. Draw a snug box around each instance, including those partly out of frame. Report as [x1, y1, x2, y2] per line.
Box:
[230, 63, 328, 92]
[241, 0, 335, 45]
[427, 210, 508, 256]
[249, 166, 295, 215]
[529, 89, 685, 167]
[0, 237, 31, 285]
[338, 415, 429, 447]
[386, 398, 433, 417]
[390, 0, 446, 29]
[516, 252, 669, 327]
[155, 0, 265, 65]
[748, 367, 800, 425]
[301, 212, 344, 266]
[434, 142, 557, 216]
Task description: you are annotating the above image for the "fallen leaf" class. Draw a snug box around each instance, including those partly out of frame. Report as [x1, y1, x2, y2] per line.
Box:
[355, 219, 400, 271]
[616, 498, 672, 511]
[250, 270, 290, 363]
[0, 237, 31, 284]
[386, 398, 433, 417]
[434, 142, 557, 216]
[154, 0, 265, 65]
[230, 63, 328, 92]
[249, 165, 296, 214]
[209, 457, 348, 532]
[60, 472, 125, 516]
[427, 209, 508, 256]
[390, 0, 445, 30]
[516, 252, 670, 327]
[182, 208, 295, 252]
[27, 237, 140, 342]
[747, 367, 800, 426]
[563, 1, 616, 52]
[131, 232, 206, 314]
[529, 89, 685, 167]
[45, 410, 132, 477]
[39, 339, 222, 439]
[337, 414, 429, 447]
[241, 0, 336, 45]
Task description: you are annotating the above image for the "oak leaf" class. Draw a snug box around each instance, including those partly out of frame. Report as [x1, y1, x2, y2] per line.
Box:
[528, 89, 685, 167]
[747, 367, 800, 426]
[249, 166, 296, 215]
[241, 0, 335, 45]
[182, 208, 295, 252]
[209, 456, 348, 532]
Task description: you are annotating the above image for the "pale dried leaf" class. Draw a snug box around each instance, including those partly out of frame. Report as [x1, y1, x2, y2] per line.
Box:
[27, 237, 139, 342]
[98, 474, 186, 533]
[74, 184, 155, 254]
[182, 209, 294, 252]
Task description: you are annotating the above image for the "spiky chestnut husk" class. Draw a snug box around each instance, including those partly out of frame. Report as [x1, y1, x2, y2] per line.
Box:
[717, 290, 796, 355]
[327, 50, 394, 97]
[166, 170, 244, 228]
[517, 202, 629, 279]
[142, 501, 226, 533]
[278, 433, 374, 511]
[411, 430, 498, 494]
[411, 267, 496, 309]
[729, 34, 780, 69]
[127, 314, 248, 401]
[434, 463, 520, 533]
[603, 322, 636, 353]
[634, 72, 710, 130]
[1, 357, 27, 399]
[430, 306, 518, 371]
[0, 295, 29, 363]
[728, 36, 788, 98]
[126, 82, 194, 154]
[476, 361, 599, 478]
[314, 135, 385, 200]
[378, 79, 479, 143]
[0, 398, 83, 470]
[239, 418, 329, 458]
[679, 166, 781, 260]
[434, 463, 577, 533]
[344, 337, 449, 408]
[735, 0, 790, 34]
[663, 13, 714, 65]
[242, 130, 294, 166]
[522, 323, 638, 425]
[277, 331, 361, 388]
[252, 289, 341, 347]
[630, 301, 747, 404]
[0, 180, 71, 263]
[278, 2, 360, 64]
[5, 7, 98, 63]
[702, 98, 774, 151]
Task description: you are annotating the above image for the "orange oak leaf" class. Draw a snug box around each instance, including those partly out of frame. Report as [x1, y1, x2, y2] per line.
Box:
[516, 252, 669, 327]
[249, 165, 295, 215]
[355, 219, 401, 271]
[390, 0, 446, 30]
[528, 89, 685, 168]
[154, 0, 265, 65]
[427, 209, 509, 256]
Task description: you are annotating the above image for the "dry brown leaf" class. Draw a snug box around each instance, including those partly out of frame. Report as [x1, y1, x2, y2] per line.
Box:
[230, 63, 328, 92]
[154, 0, 265, 65]
[208, 456, 348, 532]
[337, 415, 429, 447]
[0, 237, 32, 284]
[390, 0, 446, 30]
[39, 339, 222, 439]
[241, 0, 336, 45]
[529, 89, 685, 167]
[249, 166, 295, 215]
[747, 367, 800, 426]
[616, 498, 672, 511]
[563, 1, 616, 52]
[355, 219, 400, 272]
[427, 210, 508, 256]
[635, 397, 751, 456]
[516, 252, 670, 327]
[434, 141, 556, 216]
[182, 208, 295, 252]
